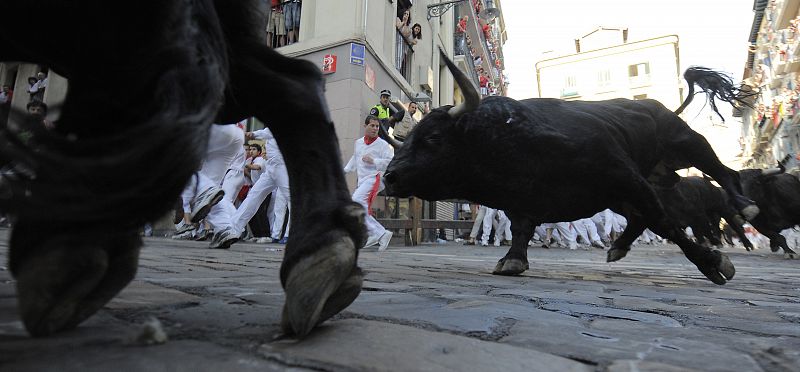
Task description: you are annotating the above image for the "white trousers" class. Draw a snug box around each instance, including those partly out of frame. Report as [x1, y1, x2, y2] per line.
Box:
[541, 222, 576, 244]
[469, 206, 488, 239]
[352, 177, 386, 238]
[481, 208, 511, 243]
[573, 218, 602, 244]
[232, 161, 290, 239]
[181, 124, 243, 231]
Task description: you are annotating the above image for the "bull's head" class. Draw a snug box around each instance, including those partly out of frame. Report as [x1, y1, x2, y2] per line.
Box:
[382, 52, 481, 200]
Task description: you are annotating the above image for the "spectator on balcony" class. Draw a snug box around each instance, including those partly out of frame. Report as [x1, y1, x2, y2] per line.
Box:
[455, 16, 467, 55]
[473, 54, 482, 67]
[396, 8, 413, 45]
[479, 71, 489, 96]
[26, 77, 41, 102]
[284, 0, 301, 45]
[266, 0, 285, 48]
[411, 23, 422, 45]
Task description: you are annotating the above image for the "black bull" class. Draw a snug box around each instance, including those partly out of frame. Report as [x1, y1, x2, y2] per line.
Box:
[384, 54, 759, 285]
[1, 0, 367, 337]
[655, 176, 753, 251]
[740, 168, 800, 256]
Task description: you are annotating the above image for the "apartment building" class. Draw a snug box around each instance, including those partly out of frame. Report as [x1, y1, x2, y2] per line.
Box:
[739, 0, 800, 173]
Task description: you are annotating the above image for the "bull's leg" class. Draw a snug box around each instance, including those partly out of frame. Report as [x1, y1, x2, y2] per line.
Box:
[614, 176, 735, 284]
[214, 11, 366, 336]
[493, 213, 534, 275]
[606, 212, 647, 262]
[9, 221, 140, 336]
[722, 213, 754, 251]
[669, 134, 758, 220]
[763, 231, 797, 258]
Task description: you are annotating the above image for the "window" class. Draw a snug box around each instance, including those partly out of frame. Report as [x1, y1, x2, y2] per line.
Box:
[597, 69, 611, 87]
[561, 76, 579, 97]
[628, 63, 650, 77]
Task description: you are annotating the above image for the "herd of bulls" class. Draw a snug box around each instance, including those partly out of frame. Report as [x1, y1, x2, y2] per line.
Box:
[0, 0, 798, 339]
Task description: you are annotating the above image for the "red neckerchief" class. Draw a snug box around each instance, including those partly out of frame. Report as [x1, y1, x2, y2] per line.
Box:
[364, 135, 378, 145]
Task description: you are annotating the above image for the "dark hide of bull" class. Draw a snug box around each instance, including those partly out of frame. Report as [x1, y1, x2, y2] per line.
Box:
[739, 169, 800, 256]
[654, 177, 753, 250]
[0, 0, 366, 337]
[385, 53, 758, 285]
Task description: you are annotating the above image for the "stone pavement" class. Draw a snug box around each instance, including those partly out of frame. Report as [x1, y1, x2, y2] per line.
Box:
[1, 227, 800, 371]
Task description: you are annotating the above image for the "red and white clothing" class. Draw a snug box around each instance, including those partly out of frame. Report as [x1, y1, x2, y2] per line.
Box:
[344, 136, 394, 238]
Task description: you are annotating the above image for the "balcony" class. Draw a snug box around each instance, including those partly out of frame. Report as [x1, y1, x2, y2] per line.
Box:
[395, 31, 414, 83]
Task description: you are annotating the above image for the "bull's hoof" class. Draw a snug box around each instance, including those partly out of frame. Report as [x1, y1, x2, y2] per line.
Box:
[280, 233, 362, 337]
[771, 245, 781, 253]
[492, 257, 529, 275]
[696, 250, 735, 285]
[13, 233, 141, 337]
[607, 248, 629, 262]
[784, 252, 798, 260]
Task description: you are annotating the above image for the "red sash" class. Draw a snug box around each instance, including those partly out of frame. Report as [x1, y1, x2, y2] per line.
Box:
[366, 174, 381, 215]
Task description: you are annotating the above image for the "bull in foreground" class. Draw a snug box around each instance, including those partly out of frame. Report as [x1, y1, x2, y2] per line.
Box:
[1, 0, 365, 337]
[384, 53, 757, 285]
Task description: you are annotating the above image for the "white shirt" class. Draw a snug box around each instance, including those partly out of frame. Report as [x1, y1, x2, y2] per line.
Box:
[250, 156, 268, 183]
[252, 127, 284, 166]
[343, 137, 394, 186]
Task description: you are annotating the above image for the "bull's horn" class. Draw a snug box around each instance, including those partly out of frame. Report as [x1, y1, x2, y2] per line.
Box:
[441, 51, 480, 118]
[379, 122, 403, 149]
[761, 167, 783, 176]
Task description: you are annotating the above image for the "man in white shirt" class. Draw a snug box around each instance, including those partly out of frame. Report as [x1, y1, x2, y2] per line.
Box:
[344, 115, 395, 251]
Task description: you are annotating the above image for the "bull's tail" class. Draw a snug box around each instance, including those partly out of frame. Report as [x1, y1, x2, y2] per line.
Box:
[674, 66, 757, 121]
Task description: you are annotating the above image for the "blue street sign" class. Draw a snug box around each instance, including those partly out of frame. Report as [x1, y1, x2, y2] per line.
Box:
[350, 43, 365, 66]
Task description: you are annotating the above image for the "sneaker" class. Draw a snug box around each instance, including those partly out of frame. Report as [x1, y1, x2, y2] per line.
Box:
[171, 230, 195, 240]
[209, 228, 239, 249]
[364, 234, 380, 248]
[591, 241, 606, 250]
[493, 239, 501, 247]
[174, 222, 197, 236]
[463, 238, 476, 246]
[378, 231, 393, 251]
[480, 240, 489, 247]
[195, 229, 212, 241]
[278, 237, 288, 244]
[568, 242, 578, 250]
[190, 186, 224, 223]
[256, 237, 272, 244]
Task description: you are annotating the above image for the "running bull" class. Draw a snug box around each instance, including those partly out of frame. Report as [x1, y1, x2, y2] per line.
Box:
[655, 176, 753, 250]
[739, 158, 800, 258]
[0, 0, 365, 337]
[383, 53, 758, 285]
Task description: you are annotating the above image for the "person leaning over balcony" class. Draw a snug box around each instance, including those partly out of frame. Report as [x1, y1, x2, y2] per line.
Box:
[284, 0, 301, 45]
[396, 8, 413, 44]
[410, 23, 422, 45]
[455, 16, 467, 55]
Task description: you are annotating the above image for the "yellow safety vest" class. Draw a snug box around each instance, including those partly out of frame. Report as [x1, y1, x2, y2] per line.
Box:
[372, 104, 390, 120]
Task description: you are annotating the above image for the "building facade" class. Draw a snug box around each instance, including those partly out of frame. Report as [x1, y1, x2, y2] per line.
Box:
[738, 0, 800, 174]
[535, 30, 682, 108]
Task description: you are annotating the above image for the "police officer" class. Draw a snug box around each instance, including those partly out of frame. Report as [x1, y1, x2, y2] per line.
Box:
[370, 89, 404, 128]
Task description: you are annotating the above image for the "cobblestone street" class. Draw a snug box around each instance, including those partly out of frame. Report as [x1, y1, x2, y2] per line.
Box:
[2, 228, 800, 371]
